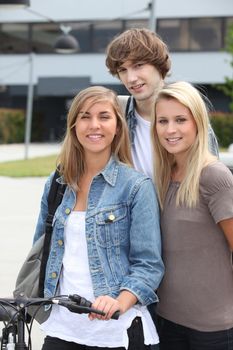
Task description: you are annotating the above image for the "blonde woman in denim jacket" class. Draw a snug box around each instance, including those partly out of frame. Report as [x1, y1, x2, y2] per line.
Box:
[34, 86, 164, 350]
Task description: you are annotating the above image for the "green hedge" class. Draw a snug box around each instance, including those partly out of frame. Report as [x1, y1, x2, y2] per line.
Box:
[0, 108, 25, 144]
[210, 112, 233, 148]
[0, 108, 44, 144]
[0, 108, 232, 148]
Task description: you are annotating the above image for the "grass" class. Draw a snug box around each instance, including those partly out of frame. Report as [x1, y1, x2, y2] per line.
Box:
[0, 155, 57, 177]
[0, 147, 229, 177]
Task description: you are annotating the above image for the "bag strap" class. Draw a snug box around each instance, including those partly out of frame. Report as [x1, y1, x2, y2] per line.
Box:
[38, 169, 66, 297]
[118, 95, 131, 117]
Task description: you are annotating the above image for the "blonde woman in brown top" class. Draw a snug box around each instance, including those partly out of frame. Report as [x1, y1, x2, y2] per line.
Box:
[151, 81, 233, 350]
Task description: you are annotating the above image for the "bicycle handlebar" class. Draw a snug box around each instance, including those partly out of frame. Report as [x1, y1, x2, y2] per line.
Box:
[0, 294, 120, 350]
[0, 294, 120, 321]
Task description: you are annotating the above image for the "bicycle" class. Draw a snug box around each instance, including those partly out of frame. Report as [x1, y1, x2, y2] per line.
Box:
[0, 293, 120, 350]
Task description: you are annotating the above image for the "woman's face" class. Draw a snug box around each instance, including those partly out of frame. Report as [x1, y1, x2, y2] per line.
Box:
[155, 98, 197, 160]
[75, 100, 118, 160]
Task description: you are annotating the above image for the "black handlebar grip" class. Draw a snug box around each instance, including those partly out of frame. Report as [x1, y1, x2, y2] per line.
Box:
[68, 294, 120, 319]
[111, 310, 120, 320]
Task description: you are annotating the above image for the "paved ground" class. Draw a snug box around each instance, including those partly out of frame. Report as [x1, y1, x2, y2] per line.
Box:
[0, 176, 46, 349]
[0, 142, 232, 166]
[0, 143, 61, 162]
[0, 144, 61, 349]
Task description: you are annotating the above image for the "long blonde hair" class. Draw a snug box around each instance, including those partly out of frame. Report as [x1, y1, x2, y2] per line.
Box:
[151, 81, 216, 208]
[57, 86, 132, 190]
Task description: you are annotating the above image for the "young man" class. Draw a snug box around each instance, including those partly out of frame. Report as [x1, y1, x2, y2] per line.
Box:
[106, 28, 219, 178]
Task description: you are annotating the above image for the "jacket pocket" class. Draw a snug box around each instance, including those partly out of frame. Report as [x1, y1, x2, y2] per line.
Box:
[95, 205, 128, 248]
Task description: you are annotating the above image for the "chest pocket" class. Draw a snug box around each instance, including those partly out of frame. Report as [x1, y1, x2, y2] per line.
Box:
[95, 205, 128, 248]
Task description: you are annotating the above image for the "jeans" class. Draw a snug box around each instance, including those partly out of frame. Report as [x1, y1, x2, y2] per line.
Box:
[157, 316, 233, 350]
[41, 317, 152, 350]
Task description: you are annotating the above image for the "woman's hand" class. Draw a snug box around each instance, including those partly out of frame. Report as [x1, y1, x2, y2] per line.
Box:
[88, 295, 121, 321]
[88, 290, 138, 321]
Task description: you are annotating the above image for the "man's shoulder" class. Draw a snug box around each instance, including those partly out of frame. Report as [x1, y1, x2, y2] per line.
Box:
[118, 95, 131, 115]
[118, 95, 135, 116]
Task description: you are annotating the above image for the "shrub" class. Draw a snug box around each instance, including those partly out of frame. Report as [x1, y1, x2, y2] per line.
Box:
[0, 108, 25, 144]
[210, 112, 233, 148]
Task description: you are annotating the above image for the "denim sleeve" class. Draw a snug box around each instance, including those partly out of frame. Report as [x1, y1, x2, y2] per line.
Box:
[208, 124, 219, 158]
[32, 174, 53, 245]
[120, 178, 164, 306]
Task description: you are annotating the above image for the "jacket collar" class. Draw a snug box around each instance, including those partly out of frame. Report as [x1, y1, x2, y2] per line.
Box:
[98, 156, 118, 187]
[57, 156, 119, 187]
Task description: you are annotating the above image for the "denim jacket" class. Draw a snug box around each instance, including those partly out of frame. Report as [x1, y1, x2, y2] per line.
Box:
[125, 96, 219, 157]
[34, 157, 164, 306]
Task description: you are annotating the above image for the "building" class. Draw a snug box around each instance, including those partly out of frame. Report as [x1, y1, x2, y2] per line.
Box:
[0, 0, 232, 141]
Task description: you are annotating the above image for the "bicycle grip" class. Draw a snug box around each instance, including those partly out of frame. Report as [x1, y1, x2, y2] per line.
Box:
[69, 294, 120, 319]
[111, 310, 120, 320]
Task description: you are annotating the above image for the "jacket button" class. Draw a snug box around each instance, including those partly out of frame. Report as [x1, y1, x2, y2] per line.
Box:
[108, 214, 115, 221]
[51, 272, 57, 279]
[65, 208, 71, 215]
[58, 239, 63, 246]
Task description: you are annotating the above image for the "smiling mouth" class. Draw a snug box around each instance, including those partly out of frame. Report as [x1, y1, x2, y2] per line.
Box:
[87, 134, 103, 140]
[130, 83, 144, 91]
[166, 137, 182, 143]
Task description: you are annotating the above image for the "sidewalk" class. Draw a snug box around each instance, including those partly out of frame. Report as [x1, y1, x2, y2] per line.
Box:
[0, 143, 61, 162]
[0, 176, 46, 349]
[0, 143, 61, 349]
[0, 142, 233, 166]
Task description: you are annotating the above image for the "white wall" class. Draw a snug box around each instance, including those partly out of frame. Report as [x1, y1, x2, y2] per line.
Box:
[0, 52, 231, 86]
[0, 0, 149, 22]
[0, 0, 232, 23]
[157, 0, 233, 18]
[170, 52, 232, 84]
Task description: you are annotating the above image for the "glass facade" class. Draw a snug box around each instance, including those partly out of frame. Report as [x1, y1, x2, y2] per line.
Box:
[0, 23, 29, 53]
[0, 16, 232, 54]
[189, 18, 222, 51]
[157, 19, 189, 50]
[31, 23, 60, 53]
[92, 21, 122, 52]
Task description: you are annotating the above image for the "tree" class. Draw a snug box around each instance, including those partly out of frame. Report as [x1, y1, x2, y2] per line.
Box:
[218, 22, 233, 111]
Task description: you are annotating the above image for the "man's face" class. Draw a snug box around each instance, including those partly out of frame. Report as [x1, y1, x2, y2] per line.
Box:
[117, 60, 164, 102]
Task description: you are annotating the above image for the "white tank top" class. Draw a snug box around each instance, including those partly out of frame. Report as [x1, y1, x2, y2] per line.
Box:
[41, 211, 159, 348]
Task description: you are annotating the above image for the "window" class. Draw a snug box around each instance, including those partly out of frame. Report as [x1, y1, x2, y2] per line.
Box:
[32, 23, 60, 53]
[71, 22, 92, 52]
[92, 21, 122, 53]
[0, 23, 29, 53]
[157, 19, 189, 51]
[0, 17, 232, 54]
[190, 18, 222, 51]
